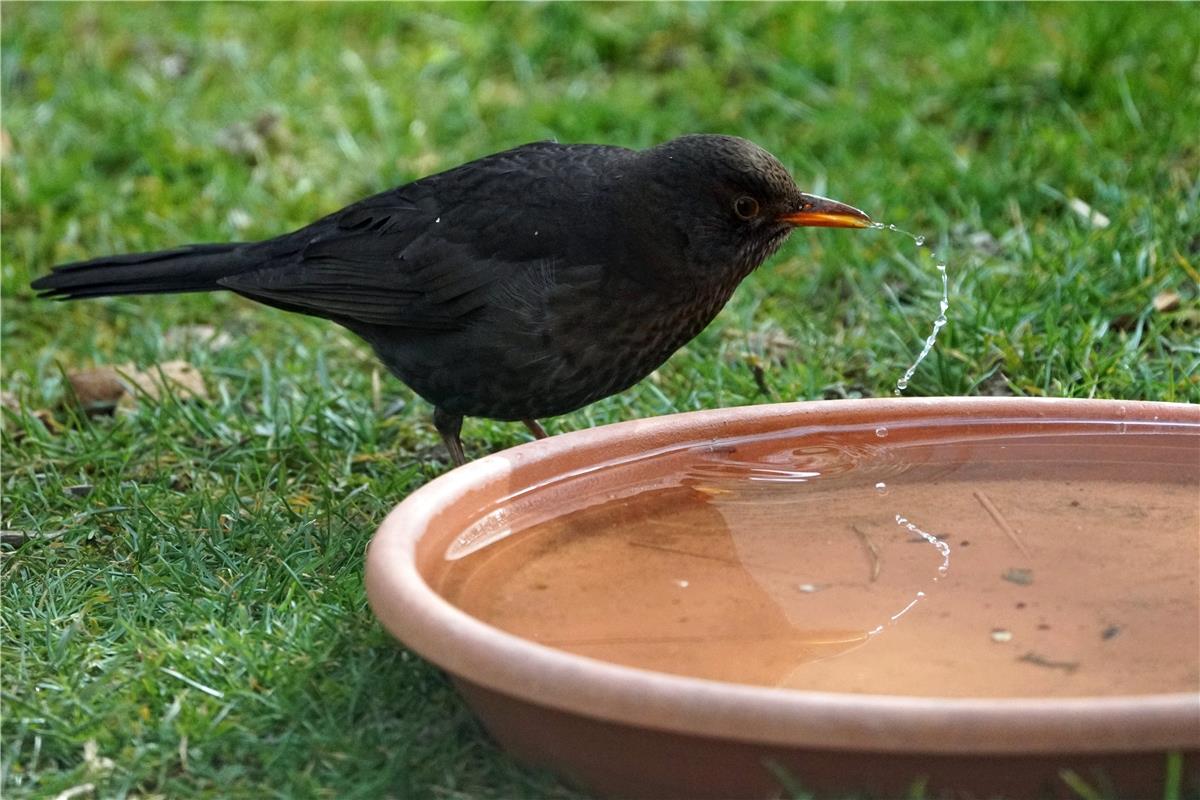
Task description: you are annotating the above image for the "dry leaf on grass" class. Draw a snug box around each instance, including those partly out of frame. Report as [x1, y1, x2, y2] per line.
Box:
[67, 360, 209, 413]
[215, 111, 290, 163]
[1067, 197, 1110, 229]
[1, 530, 31, 547]
[163, 324, 234, 351]
[83, 739, 115, 773]
[50, 783, 95, 800]
[978, 371, 1015, 397]
[1114, 290, 1187, 330]
[721, 327, 797, 363]
[1, 388, 58, 437]
[67, 368, 126, 410]
[159, 52, 191, 79]
[966, 229, 1001, 254]
[1152, 291, 1180, 313]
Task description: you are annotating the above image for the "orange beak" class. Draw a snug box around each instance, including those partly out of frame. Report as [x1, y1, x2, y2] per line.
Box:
[777, 193, 873, 228]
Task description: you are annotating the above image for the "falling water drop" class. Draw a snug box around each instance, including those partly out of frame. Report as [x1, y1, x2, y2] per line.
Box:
[866, 221, 952, 395]
[895, 263, 950, 394]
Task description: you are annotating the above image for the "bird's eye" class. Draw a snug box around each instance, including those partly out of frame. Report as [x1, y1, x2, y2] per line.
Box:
[733, 196, 760, 220]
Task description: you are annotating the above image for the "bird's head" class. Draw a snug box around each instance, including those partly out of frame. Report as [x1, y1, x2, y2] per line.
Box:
[624, 135, 871, 283]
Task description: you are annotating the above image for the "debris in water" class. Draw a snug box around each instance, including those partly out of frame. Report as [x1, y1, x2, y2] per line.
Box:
[1002, 567, 1034, 586]
[1018, 651, 1079, 673]
[694, 486, 733, 497]
[852, 524, 882, 582]
[974, 490, 1031, 558]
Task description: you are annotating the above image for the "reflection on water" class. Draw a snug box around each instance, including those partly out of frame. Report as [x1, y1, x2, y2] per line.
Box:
[430, 421, 1200, 698]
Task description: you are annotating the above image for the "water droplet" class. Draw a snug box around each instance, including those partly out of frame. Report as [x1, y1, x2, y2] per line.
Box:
[435, 216, 441, 223]
[869, 221, 886, 230]
[991, 628, 1013, 643]
[875, 481, 888, 494]
[675, 579, 690, 588]
[875, 427, 889, 438]
[887, 223, 898, 231]
[914, 235, 926, 246]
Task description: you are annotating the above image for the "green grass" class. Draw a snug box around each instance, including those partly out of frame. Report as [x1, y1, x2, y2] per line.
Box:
[2, 3, 1198, 798]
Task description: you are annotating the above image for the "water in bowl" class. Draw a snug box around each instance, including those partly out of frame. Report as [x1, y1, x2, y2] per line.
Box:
[430, 417, 1199, 698]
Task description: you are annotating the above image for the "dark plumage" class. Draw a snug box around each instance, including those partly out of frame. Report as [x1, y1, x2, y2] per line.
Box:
[32, 135, 870, 465]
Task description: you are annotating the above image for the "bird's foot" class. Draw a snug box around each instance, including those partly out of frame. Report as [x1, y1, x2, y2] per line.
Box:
[522, 419, 549, 440]
[433, 408, 466, 467]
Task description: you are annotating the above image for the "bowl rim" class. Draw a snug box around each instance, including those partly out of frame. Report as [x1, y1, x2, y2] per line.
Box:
[365, 397, 1200, 754]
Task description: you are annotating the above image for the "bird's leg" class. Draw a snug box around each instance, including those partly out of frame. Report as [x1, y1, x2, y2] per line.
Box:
[522, 419, 549, 440]
[433, 408, 466, 467]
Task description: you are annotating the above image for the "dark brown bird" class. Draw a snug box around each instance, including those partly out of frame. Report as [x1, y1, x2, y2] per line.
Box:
[32, 135, 870, 465]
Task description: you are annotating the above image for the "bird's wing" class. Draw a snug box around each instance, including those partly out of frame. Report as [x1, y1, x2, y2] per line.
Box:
[218, 141, 623, 331]
[218, 195, 511, 331]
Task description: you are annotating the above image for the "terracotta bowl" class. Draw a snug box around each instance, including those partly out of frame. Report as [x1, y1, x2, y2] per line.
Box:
[365, 398, 1199, 799]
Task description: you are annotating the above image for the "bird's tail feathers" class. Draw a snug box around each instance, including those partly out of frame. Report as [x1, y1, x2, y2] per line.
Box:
[31, 243, 251, 300]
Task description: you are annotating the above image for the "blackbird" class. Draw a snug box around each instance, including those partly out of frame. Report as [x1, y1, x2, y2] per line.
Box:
[32, 135, 870, 465]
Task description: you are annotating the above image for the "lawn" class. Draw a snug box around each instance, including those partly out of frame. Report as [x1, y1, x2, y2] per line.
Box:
[2, 3, 1197, 798]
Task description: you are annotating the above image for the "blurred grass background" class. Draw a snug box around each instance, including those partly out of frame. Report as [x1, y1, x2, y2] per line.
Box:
[2, 3, 1197, 798]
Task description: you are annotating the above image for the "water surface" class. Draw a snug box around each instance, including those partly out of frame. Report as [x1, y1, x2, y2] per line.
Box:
[431, 419, 1199, 698]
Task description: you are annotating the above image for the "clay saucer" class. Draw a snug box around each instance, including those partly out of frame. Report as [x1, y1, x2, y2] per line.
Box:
[366, 397, 1199, 798]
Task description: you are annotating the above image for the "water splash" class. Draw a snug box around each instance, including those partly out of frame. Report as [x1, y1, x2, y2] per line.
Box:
[895, 263, 949, 394]
[866, 512, 953, 636]
[868, 222, 952, 394]
[895, 513, 951, 576]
